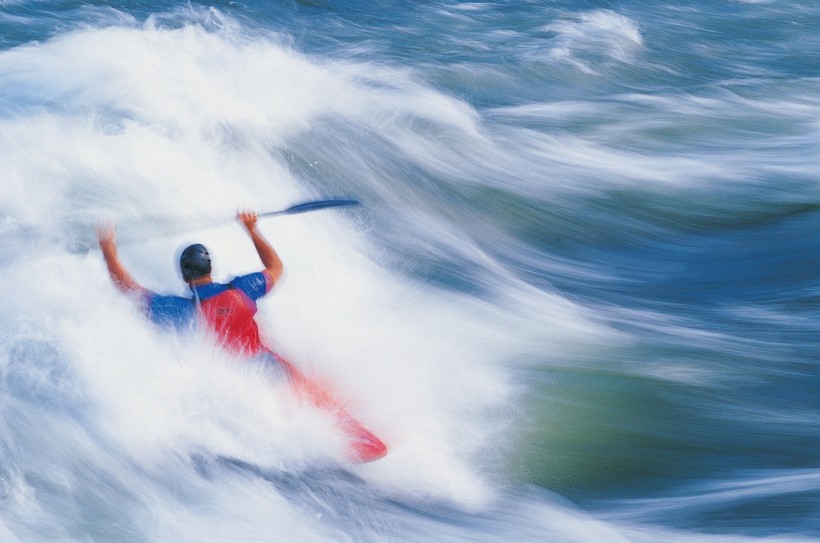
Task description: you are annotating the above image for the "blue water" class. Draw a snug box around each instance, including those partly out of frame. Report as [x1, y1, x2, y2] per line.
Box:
[1, 1, 819, 541]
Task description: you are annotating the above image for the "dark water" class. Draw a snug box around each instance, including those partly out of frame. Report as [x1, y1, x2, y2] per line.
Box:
[1, 1, 819, 541]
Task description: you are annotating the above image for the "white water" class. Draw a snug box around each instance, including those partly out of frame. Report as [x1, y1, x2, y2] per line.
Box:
[0, 18, 584, 542]
[2, 9, 818, 543]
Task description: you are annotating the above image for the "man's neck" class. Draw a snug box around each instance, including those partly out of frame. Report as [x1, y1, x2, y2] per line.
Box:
[188, 275, 213, 288]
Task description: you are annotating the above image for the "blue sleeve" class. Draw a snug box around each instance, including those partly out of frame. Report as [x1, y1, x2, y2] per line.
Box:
[145, 293, 195, 330]
[230, 272, 270, 302]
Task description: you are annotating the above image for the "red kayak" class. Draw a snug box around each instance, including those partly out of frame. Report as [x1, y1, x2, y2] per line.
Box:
[267, 350, 388, 463]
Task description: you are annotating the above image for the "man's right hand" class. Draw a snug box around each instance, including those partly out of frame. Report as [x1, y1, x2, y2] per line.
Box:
[237, 210, 259, 233]
[236, 210, 283, 286]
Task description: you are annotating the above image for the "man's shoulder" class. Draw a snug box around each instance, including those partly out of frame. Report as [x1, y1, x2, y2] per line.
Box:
[229, 272, 270, 300]
[146, 292, 195, 328]
[147, 292, 191, 305]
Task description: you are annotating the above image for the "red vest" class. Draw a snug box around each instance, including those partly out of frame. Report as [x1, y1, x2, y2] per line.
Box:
[198, 289, 263, 356]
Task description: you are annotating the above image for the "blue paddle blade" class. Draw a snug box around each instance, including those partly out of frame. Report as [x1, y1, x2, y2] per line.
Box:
[261, 199, 361, 217]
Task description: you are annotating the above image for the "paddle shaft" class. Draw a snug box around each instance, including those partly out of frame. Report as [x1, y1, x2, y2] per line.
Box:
[257, 199, 360, 218]
[106, 199, 360, 248]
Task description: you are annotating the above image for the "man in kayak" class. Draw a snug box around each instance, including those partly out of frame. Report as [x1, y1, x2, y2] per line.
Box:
[96, 211, 283, 356]
[97, 213, 387, 462]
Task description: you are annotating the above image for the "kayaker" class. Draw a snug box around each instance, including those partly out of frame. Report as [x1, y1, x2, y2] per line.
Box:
[96, 211, 283, 356]
[96, 212, 388, 462]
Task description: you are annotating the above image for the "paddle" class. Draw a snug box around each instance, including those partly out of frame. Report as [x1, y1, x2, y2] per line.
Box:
[98, 198, 361, 250]
[258, 198, 361, 218]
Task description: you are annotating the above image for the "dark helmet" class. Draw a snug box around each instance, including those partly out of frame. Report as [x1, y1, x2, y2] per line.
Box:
[179, 243, 211, 282]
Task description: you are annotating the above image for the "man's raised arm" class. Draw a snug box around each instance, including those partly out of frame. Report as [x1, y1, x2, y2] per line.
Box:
[97, 222, 147, 296]
[237, 211, 283, 286]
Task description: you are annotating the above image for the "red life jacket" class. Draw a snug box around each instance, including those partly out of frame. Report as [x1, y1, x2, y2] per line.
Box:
[197, 287, 263, 356]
